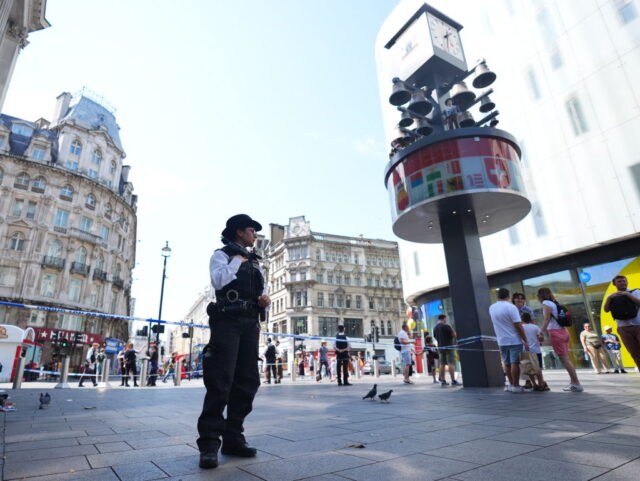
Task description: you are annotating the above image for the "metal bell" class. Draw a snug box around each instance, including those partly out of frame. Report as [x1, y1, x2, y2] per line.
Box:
[457, 111, 475, 128]
[415, 118, 433, 136]
[389, 78, 411, 106]
[479, 95, 495, 113]
[391, 125, 410, 148]
[489, 118, 499, 127]
[450, 81, 476, 110]
[472, 62, 497, 89]
[399, 111, 414, 128]
[407, 89, 432, 116]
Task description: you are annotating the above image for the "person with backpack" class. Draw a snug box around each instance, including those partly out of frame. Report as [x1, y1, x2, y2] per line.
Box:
[538, 287, 583, 392]
[78, 342, 99, 387]
[603, 275, 640, 369]
[262, 338, 277, 384]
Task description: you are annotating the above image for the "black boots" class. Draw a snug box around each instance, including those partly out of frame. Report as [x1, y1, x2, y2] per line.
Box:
[199, 451, 219, 469]
[221, 438, 257, 457]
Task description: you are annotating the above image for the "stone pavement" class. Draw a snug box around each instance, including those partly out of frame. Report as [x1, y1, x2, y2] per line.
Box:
[1, 370, 640, 481]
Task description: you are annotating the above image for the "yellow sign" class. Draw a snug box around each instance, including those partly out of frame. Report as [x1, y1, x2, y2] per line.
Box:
[0, 326, 7, 339]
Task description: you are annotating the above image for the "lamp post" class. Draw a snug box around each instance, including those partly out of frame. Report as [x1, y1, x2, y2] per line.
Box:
[156, 241, 172, 348]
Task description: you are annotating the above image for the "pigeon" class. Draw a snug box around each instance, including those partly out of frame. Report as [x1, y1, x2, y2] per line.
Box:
[378, 390, 393, 403]
[362, 384, 377, 401]
[39, 392, 51, 409]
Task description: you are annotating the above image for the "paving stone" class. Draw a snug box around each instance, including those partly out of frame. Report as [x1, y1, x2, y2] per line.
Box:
[0, 467, 119, 481]
[582, 424, 640, 446]
[425, 439, 540, 464]
[77, 430, 165, 445]
[4, 437, 79, 453]
[274, 426, 362, 441]
[4, 444, 98, 462]
[337, 453, 478, 481]
[337, 437, 429, 461]
[87, 444, 199, 468]
[4, 429, 87, 444]
[451, 454, 609, 481]
[591, 457, 640, 480]
[487, 427, 581, 446]
[474, 416, 542, 429]
[528, 438, 640, 468]
[533, 419, 612, 433]
[159, 467, 263, 481]
[241, 452, 372, 481]
[113, 461, 168, 481]
[96, 441, 133, 453]
[3, 455, 91, 480]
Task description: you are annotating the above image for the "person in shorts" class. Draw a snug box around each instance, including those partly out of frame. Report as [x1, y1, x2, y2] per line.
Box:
[433, 314, 458, 386]
[397, 322, 415, 384]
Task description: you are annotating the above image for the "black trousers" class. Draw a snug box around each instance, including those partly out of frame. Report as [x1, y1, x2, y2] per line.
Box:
[197, 313, 260, 452]
[78, 365, 96, 386]
[318, 360, 330, 379]
[337, 358, 350, 384]
[264, 360, 277, 382]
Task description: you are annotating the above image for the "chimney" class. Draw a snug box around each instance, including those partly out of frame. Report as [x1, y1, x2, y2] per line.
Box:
[52, 92, 72, 123]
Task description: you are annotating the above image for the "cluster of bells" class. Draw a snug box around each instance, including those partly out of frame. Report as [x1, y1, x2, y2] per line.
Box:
[388, 61, 498, 153]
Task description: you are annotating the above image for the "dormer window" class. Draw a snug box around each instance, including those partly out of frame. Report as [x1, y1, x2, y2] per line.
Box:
[70, 139, 82, 155]
[32, 147, 46, 160]
[11, 123, 33, 136]
[92, 149, 102, 165]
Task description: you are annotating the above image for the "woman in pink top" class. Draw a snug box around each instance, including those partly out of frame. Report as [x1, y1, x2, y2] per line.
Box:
[538, 287, 583, 392]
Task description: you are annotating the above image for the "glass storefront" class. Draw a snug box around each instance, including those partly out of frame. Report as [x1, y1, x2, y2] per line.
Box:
[416, 255, 640, 370]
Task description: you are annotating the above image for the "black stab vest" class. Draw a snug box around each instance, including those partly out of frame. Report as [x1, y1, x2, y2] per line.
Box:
[215, 244, 264, 303]
[335, 333, 349, 359]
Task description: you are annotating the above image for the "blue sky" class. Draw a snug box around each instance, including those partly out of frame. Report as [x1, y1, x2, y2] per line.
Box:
[4, 0, 399, 328]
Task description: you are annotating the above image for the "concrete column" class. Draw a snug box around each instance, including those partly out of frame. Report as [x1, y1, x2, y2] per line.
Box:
[54, 357, 71, 389]
[373, 359, 380, 378]
[140, 359, 148, 387]
[392, 360, 397, 377]
[12, 356, 25, 389]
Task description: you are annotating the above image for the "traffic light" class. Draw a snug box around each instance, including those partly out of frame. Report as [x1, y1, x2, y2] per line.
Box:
[73, 332, 82, 345]
[152, 324, 165, 334]
[59, 338, 72, 357]
[51, 330, 59, 342]
[182, 332, 190, 338]
[136, 326, 149, 337]
[161, 346, 165, 356]
[374, 327, 380, 343]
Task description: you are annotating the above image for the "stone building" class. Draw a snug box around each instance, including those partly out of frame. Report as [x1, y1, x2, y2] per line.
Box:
[169, 285, 212, 359]
[0, 91, 137, 368]
[0, 0, 50, 109]
[264, 216, 405, 362]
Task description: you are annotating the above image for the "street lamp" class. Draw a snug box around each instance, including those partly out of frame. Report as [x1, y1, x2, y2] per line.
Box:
[156, 241, 172, 347]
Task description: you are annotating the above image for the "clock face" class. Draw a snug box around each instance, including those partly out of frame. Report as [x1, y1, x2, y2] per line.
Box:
[427, 13, 464, 62]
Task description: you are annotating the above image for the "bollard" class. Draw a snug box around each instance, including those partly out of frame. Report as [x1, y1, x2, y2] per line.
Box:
[354, 360, 361, 379]
[12, 356, 26, 389]
[54, 356, 71, 389]
[290, 360, 296, 382]
[140, 359, 149, 387]
[373, 359, 380, 378]
[392, 360, 397, 377]
[99, 358, 112, 388]
[174, 363, 182, 386]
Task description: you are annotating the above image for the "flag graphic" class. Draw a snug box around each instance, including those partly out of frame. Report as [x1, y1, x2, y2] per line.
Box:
[410, 172, 424, 188]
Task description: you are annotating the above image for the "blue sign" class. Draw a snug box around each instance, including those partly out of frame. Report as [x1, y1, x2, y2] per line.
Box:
[579, 272, 592, 283]
[105, 338, 123, 354]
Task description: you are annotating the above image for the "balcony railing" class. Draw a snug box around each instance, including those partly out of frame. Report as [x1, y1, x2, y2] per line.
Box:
[69, 227, 102, 245]
[53, 226, 67, 234]
[42, 256, 65, 270]
[93, 269, 108, 282]
[112, 277, 125, 289]
[70, 261, 90, 275]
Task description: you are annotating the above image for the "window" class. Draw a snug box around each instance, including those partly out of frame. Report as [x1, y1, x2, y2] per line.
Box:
[47, 239, 63, 258]
[28, 310, 46, 327]
[0, 267, 18, 287]
[355, 276, 361, 286]
[70, 139, 82, 155]
[344, 318, 363, 337]
[96, 254, 104, 271]
[26, 201, 37, 220]
[292, 316, 308, 334]
[31, 176, 46, 192]
[354, 255, 359, 265]
[615, 0, 638, 24]
[387, 320, 393, 335]
[300, 271, 307, 281]
[75, 246, 87, 264]
[65, 160, 79, 171]
[344, 275, 351, 285]
[328, 293, 335, 307]
[0, 137, 4, 149]
[14, 172, 29, 189]
[315, 250, 321, 261]
[88, 169, 98, 179]
[375, 277, 381, 287]
[316, 272, 323, 283]
[327, 273, 333, 284]
[356, 295, 362, 309]
[319, 317, 338, 337]
[80, 216, 93, 232]
[57, 313, 82, 331]
[367, 276, 372, 286]
[566, 96, 589, 136]
[100, 225, 109, 242]
[40, 273, 57, 297]
[91, 150, 102, 165]
[290, 272, 297, 282]
[531, 202, 548, 237]
[8, 232, 25, 251]
[11, 199, 24, 217]
[526, 68, 541, 100]
[60, 185, 74, 200]
[11, 123, 33, 136]
[54, 208, 70, 228]
[32, 147, 46, 160]
[109, 160, 116, 174]
[105, 203, 112, 219]
[337, 294, 344, 307]
[68, 278, 82, 302]
[0, 168, 3, 183]
[336, 274, 342, 285]
[85, 193, 96, 208]
[413, 251, 421, 276]
[346, 295, 352, 308]
[317, 292, 324, 307]
[369, 297, 374, 309]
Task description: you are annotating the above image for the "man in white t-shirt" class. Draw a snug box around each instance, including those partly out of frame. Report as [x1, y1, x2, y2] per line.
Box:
[604, 275, 640, 370]
[397, 323, 415, 384]
[489, 288, 529, 393]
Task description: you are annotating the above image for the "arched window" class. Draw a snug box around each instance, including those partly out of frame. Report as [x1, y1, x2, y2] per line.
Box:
[85, 193, 96, 209]
[380, 320, 385, 336]
[387, 320, 392, 335]
[109, 160, 116, 174]
[8, 232, 25, 251]
[114, 263, 121, 277]
[47, 239, 63, 258]
[96, 254, 104, 270]
[70, 139, 82, 155]
[104, 203, 112, 218]
[31, 176, 46, 192]
[14, 172, 29, 189]
[60, 185, 74, 200]
[75, 246, 87, 264]
[91, 149, 102, 165]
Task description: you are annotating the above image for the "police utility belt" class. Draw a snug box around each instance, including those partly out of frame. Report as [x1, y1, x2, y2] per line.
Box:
[207, 290, 261, 318]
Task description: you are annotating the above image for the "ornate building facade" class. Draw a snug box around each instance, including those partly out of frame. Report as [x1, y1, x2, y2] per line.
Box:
[0, 91, 137, 367]
[265, 216, 405, 361]
[0, 0, 50, 109]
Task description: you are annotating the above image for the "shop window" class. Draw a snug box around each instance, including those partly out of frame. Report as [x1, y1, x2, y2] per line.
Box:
[319, 317, 338, 337]
[344, 318, 363, 338]
[292, 316, 308, 334]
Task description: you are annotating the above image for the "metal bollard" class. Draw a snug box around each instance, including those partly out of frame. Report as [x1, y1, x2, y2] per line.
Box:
[174, 364, 182, 386]
[423, 352, 430, 378]
[12, 357, 26, 389]
[354, 360, 361, 379]
[55, 357, 71, 389]
[140, 359, 149, 387]
[290, 360, 296, 382]
[99, 358, 112, 388]
[392, 360, 397, 377]
[373, 359, 380, 378]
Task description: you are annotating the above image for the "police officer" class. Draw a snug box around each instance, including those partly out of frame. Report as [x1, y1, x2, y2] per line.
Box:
[334, 325, 352, 386]
[197, 214, 270, 469]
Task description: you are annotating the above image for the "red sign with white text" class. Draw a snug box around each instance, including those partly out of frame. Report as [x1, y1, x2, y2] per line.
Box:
[33, 327, 103, 346]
